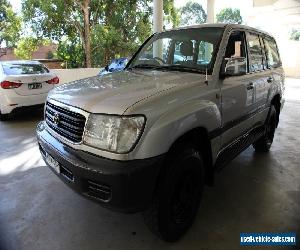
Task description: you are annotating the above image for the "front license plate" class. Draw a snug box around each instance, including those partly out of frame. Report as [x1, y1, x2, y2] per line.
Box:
[45, 154, 60, 174]
[28, 83, 42, 90]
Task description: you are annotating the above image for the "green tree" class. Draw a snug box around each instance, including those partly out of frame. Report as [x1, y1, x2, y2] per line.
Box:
[0, 0, 21, 47]
[179, 1, 207, 26]
[164, 0, 180, 28]
[46, 50, 54, 59]
[290, 29, 300, 41]
[99, 0, 152, 65]
[216, 8, 243, 24]
[57, 37, 85, 68]
[14, 37, 38, 59]
[14, 37, 50, 59]
[22, 0, 155, 67]
[22, 0, 97, 67]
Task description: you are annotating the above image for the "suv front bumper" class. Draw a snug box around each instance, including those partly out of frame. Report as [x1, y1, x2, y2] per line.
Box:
[36, 122, 164, 213]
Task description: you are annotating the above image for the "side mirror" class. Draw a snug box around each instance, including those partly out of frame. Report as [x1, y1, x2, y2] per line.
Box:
[220, 57, 247, 78]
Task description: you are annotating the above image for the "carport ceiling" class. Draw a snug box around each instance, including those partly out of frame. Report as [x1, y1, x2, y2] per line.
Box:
[253, 0, 300, 26]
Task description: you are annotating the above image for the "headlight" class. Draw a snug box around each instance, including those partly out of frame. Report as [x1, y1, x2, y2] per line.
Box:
[83, 114, 146, 153]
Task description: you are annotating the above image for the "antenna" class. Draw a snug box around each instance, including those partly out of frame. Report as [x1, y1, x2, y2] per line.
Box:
[205, 68, 208, 85]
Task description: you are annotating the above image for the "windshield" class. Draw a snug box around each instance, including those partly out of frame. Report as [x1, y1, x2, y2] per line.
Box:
[2, 63, 49, 75]
[128, 27, 224, 74]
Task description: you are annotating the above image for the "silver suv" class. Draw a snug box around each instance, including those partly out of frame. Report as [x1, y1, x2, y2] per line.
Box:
[37, 24, 285, 242]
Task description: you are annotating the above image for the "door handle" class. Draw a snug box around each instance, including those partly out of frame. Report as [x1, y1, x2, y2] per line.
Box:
[246, 82, 254, 90]
[267, 77, 273, 83]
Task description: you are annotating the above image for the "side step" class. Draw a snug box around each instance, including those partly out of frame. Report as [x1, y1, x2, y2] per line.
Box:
[214, 125, 265, 171]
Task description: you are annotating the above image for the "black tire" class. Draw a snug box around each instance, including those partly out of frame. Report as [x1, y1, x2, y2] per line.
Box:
[143, 147, 205, 242]
[0, 111, 10, 121]
[253, 105, 277, 152]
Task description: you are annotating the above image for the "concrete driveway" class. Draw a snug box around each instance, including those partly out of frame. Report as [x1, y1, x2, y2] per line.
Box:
[0, 79, 299, 250]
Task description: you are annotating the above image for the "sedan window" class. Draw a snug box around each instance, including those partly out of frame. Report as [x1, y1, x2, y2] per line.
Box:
[2, 63, 49, 75]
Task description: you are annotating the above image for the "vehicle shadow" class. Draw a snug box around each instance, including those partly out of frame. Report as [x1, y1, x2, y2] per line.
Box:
[11, 108, 44, 122]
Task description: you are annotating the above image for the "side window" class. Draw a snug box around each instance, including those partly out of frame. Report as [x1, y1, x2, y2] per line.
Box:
[225, 30, 248, 71]
[247, 33, 264, 72]
[263, 37, 281, 68]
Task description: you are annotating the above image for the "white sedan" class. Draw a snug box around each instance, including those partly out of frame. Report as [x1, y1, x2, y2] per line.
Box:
[0, 60, 59, 120]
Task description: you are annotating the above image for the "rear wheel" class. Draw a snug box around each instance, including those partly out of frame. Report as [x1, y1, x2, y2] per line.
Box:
[253, 105, 277, 152]
[143, 146, 205, 242]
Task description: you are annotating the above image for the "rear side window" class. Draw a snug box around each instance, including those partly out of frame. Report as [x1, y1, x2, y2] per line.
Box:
[247, 33, 265, 72]
[263, 37, 281, 68]
[2, 63, 49, 75]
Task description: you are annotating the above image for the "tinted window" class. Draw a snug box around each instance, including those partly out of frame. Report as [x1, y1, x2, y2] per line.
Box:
[247, 33, 264, 72]
[2, 63, 49, 75]
[225, 32, 247, 58]
[129, 27, 224, 74]
[263, 37, 281, 68]
[225, 31, 248, 74]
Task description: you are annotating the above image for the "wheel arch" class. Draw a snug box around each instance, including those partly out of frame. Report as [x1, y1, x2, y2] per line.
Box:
[162, 127, 214, 187]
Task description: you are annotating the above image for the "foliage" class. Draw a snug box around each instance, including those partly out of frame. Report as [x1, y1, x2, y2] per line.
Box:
[21, 0, 158, 67]
[164, 0, 180, 28]
[22, 0, 181, 67]
[216, 8, 243, 24]
[14, 37, 38, 59]
[0, 0, 21, 47]
[57, 37, 85, 68]
[179, 1, 207, 26]
[14, 37, 51, 59]
[290, 29, 300, 41]
[46, 50, 54, 59]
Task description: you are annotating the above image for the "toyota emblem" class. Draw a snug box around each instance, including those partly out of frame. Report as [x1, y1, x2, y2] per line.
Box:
[53, 113, 60, 125]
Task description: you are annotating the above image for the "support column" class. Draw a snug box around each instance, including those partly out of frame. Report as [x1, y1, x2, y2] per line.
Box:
[207, 0, 215, 23]
[153, 0, 163, 58]
[205, 0, 215, 62]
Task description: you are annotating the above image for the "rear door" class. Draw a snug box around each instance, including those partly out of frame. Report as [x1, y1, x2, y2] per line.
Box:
[262, 35, 284, 95]
[2, 62, 56, 96]
[246, 32, 272, 117]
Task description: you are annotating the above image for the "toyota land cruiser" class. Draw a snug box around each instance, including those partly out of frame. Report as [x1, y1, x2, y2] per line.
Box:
[37, 24, 285, 242]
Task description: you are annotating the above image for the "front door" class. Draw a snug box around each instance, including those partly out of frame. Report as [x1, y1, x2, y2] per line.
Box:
[220, 30, 256, 148]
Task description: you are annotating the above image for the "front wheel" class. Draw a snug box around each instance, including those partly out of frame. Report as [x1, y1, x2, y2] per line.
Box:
[0, 111, 10, 121]
[253, 106, 277, 152]
[143, 147, 205, 242]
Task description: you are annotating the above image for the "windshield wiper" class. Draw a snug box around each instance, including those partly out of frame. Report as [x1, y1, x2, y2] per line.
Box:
[128, 64, 205, 74]
[128, 64, 166, 70]
[162, 65, 205, 74]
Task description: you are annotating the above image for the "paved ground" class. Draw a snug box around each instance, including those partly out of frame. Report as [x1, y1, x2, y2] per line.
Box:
[0, 79, 299, 250]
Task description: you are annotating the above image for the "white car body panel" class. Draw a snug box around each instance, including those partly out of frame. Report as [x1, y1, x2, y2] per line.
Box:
[49, 70, 205, 115]
[0, 61, 57, 114]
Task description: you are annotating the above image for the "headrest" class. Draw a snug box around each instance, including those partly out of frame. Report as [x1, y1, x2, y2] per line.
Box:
[180, 41, 194, 57]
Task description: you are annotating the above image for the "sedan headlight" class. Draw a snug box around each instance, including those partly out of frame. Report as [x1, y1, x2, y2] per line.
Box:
[83, 114, 146, 153]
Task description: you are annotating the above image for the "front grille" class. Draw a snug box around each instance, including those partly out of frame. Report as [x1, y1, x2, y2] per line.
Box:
[45, 101, 86, 143]
[85, 180, 111, 201]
